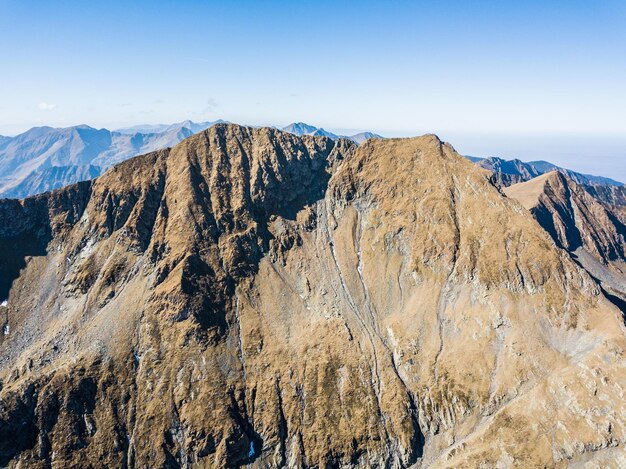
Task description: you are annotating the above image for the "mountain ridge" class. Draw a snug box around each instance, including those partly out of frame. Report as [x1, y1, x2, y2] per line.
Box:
[504, 170, 626, 309]
[1, 124, 624, 467]
[0, 120, 383, 200]
[281, 122, 383, 144]
[3, 121, 622, 204]
[468, 155, 624, 187]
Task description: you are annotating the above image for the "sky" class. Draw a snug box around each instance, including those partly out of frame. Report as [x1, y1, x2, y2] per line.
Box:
[1, 0, 625, 180]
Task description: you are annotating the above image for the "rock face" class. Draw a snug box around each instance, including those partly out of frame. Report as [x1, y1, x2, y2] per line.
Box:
[504, 172, 626, 264]
[583, 184, 626, 215]
[505, 171, 626, 314]
[1, 124, 625, 468]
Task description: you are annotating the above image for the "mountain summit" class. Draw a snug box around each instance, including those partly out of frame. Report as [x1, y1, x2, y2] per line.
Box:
[1, 124, 624, 467]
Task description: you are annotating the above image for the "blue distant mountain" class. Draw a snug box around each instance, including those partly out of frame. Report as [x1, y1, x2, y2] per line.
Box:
[281, 122, 383, 144]
[0, 135, 10, 149]
[1, 165, 102, 199]
[466, 155, 623, 187]
[0, 120, 225, 198]
[116, 119, 227, 135]
[2, 120, 621, 201]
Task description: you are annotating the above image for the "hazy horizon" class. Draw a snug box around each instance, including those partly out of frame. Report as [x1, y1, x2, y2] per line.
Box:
[2, 119, 624, 183]
[1, 0, 625, 180]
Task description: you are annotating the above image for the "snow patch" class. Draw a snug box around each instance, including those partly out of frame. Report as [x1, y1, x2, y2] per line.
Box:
[0, 300, 7, 307]
[3, 324, 9, 335]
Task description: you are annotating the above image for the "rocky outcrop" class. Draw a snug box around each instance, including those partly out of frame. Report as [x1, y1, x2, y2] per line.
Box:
[1, 125, 625, 468]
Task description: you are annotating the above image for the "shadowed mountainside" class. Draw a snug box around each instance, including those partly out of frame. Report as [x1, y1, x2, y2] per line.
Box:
[505, 171, 626, 314]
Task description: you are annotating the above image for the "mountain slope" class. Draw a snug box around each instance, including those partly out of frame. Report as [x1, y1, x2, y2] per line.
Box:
[584, 184, 626, 212]
[504, 172, 626, 265]
[0, 165, 102, 199]
[505, 171, 626, 307]
[0, 125, 625, 467]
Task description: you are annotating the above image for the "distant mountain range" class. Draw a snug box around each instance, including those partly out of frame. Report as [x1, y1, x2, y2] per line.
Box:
[1, 165, 101, 199]
[0, 121, 384, 198]
[0, 120, 223, 198]
[115, 119, 227, 135]
[281, 122, 383, 144]
[466, 155, 623, 187]
[0, 121, 623, 201]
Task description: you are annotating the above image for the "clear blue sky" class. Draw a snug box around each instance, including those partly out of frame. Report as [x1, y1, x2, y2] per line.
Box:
[1, 1, 625, 180]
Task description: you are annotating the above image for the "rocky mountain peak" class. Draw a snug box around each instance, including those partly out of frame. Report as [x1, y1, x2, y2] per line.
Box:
[0, 125, 624, 467]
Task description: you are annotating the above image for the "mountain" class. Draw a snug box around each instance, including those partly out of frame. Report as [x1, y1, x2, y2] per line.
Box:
[583, 184, 626, 211]
[282, 122, 340, 139]
[349, 131, 384, 145]
[116, 120, 225, 135]
[282, 122, 383, 144]
[0, 121, 224, 198]
[504, 171, 626, 307]
[281, 122, 320, 136]
[468, 155, 624, 188]
[0, 165, 102, 199]
[1, 124, 624, 467]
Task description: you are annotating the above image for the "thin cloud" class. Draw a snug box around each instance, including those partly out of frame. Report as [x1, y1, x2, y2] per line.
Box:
[204, 98, 218, 113]
[38, 102, 57, 111]
[192, 98, 219, 116]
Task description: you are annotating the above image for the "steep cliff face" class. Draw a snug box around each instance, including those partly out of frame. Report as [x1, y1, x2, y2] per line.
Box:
[504, 171, 626, 306]
[583, 184, 626, 214]
[1, 125, 625, 468]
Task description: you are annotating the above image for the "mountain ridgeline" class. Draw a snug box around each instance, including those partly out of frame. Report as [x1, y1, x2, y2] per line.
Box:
[467, 155, 624, 189]
[505, 171, 626, 313]
[0, 121, 383, 200]
[0, 121, 221, 198]
[1, 124, 624, 467]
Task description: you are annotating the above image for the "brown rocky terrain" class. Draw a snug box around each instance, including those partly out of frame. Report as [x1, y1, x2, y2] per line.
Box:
[505, 171, 626, 310]
[583, 184, 626, 222]
[1, 124, 625, 468]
